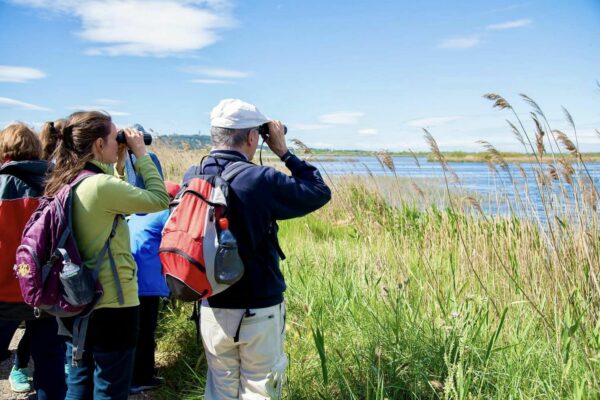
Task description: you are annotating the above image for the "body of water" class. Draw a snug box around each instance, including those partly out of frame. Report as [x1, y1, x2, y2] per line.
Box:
[315, 156, 600, 220]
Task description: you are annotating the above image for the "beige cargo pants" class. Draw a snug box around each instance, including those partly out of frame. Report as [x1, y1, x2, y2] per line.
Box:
[200, 301, 287, 399]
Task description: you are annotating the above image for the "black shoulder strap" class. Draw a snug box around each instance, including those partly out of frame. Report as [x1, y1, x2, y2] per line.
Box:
[199, 153, 248, 175]
[221, 161, 254, 182]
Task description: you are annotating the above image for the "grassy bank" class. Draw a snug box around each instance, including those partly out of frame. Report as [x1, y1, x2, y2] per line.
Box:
[148, 94, 600, 399]
[151, 178, 599, 399]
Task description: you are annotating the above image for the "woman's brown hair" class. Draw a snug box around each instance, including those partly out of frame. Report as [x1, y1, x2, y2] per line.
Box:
[0, 123, 42, 161]
[44, 111, 112, 196]
[39, 118, 66, 160]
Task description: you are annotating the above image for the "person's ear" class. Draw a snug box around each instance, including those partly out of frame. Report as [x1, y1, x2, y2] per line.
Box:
[94, 137, 105, 153]
[247, 129, 257, 146]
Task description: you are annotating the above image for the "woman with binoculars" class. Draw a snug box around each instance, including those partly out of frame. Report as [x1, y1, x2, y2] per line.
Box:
[44, 111, 169, 400]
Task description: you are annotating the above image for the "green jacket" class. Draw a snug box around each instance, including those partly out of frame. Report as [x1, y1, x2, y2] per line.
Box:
[72, 155, 169, 309]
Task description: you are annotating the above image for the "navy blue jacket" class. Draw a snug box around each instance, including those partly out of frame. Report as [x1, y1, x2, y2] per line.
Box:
[183, 150, 331, 309]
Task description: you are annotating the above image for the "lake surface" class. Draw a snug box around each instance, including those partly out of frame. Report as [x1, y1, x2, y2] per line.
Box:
[315, 156, 600, 219]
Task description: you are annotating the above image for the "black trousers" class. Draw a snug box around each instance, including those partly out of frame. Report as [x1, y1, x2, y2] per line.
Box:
[132, 296, 160, 384]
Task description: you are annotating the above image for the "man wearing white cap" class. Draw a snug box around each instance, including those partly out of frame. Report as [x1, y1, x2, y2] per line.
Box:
[183, 99, 331, 399]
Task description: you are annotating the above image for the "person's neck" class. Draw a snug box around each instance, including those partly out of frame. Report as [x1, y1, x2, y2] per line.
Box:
[212, 146, 250, 160]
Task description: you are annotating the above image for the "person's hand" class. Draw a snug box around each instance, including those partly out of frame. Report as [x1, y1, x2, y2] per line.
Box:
[116, 143, 128, 176]
[122, 127, 147, 159]
[264, 120, 288, 158]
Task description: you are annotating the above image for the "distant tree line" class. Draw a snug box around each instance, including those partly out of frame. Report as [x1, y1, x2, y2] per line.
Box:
[154, 134, 212, 150]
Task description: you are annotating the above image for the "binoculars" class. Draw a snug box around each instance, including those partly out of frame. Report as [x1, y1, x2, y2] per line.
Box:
[116, 123, 152, 146]
[258, 123, 287, 141]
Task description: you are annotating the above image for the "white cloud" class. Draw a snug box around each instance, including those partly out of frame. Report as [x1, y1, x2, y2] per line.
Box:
[191, 79, 232, 84]
[358, 128, 378, 135]
[0, 97, 50, 111]
[487, 3, 531, 14]
[406, 116, 463, 128]
[93, 98, 122, 106]
[291, 123, 331, 131]
[183, 67, 249, 78]
[574, 128, 600, 140]
[0, 65, 46, 82]
[438, 35, 481, 49]
[486, 19, 532, 31]
[9, 0, 234, 57]
[318, 112, 364, 125]
[68, 105, 130, 116]
[105, 110, 130, 117]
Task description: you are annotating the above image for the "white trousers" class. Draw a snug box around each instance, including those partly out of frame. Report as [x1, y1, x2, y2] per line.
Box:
[200, 301, 287, 400]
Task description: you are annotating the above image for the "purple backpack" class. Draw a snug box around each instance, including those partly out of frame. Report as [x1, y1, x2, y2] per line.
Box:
[15, 169, 123, 365]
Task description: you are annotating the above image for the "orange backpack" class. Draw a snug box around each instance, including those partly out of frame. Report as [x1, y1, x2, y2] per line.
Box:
[159, 160, 253, 301]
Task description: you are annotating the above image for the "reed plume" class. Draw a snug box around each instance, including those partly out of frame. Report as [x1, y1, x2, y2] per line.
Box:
[548, 164, 559, 181]
[531, 113, 545, 158]
[553, 129, 580, 158]
[583, 177, 598, 211]
[486, 159, 498, 174]
[408, 148, 421, 168]
[483, 93, 512, 110]
[411, 182, 425, 199]
[507, 119, 525, 146]
[423, 129, 448, 170]
[376, 151, 396, 173]
[562, 107, 575, 130]
[558, 159, 574, 185]
[291, 138, 313, 155]
[535, 169, 550, 187]
[464, 196, 483, 214]
[477, 140, 508, 170]
[520, 93, 545, 117]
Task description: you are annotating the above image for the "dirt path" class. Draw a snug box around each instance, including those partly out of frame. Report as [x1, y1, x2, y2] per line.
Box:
[0, 328, 154, 400]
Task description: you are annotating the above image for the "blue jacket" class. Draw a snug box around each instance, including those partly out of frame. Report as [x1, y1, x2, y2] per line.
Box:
[125, 152, 163, 189]
[128, 210, 170, 297]
[183, 150, 331, 309]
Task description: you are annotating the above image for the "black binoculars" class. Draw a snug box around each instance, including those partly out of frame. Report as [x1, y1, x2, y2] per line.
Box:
[116, 123, 152, 145]
[258, 123, 287, 141]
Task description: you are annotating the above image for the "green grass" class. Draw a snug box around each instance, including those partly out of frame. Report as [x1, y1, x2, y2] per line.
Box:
[150, 94, 600, 399]
[151, 183, 599, 399]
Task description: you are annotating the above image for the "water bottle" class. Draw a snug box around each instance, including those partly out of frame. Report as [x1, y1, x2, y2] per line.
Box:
[214, 218, 244, 284]
[60, 261, 80, 279]
[60, 260, 94, 306]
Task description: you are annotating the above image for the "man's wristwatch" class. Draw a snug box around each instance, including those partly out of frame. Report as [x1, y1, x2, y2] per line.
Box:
[280, 149, 294, 162]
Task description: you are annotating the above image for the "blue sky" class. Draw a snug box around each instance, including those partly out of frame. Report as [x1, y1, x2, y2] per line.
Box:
[0, 0, 599, 151]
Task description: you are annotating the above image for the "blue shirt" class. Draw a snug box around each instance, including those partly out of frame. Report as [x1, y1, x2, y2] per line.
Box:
[128, 210, 170, 297]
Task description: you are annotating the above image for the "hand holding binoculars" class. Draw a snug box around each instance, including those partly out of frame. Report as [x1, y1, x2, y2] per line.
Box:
[116, 123, 152, 146]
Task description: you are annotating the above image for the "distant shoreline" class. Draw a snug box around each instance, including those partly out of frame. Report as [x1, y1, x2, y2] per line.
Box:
[303, 150, 600, 163]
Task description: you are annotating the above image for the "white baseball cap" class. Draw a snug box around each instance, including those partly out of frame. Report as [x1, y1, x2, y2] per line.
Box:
[210, 98, 269, 129]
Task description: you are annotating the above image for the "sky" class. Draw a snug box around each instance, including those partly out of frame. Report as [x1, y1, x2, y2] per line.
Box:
[0, 0, 599, 152]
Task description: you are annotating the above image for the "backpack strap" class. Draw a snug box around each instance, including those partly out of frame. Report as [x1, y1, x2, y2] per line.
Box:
[220, 161, 254, 182]
[70, 314, 90, 367]
[70, 214, 123, 367]
[199, 152, 249, 176]
[92, 215, 124, 303]
[41, 171, 98, 285]
[268, 221, 286, 261]
[218, 161, 287, 260]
